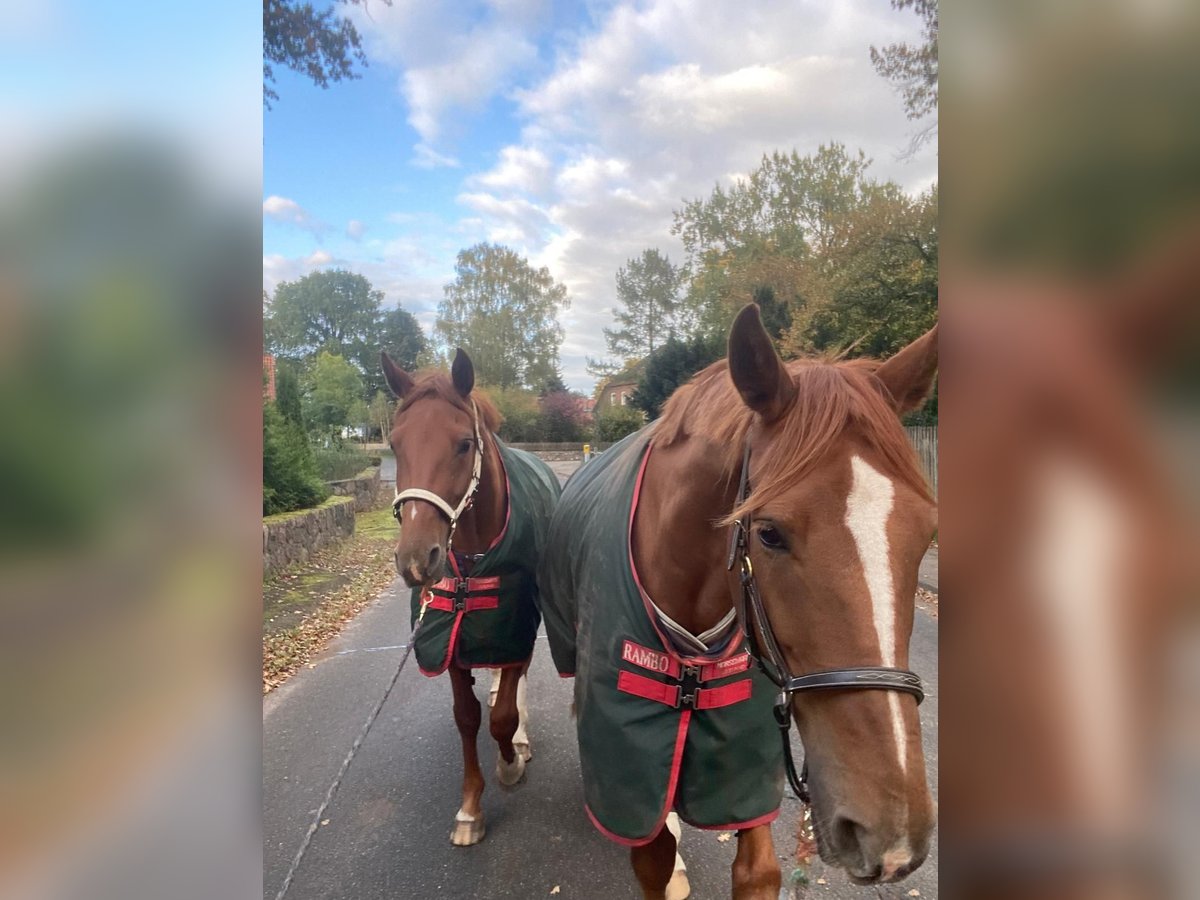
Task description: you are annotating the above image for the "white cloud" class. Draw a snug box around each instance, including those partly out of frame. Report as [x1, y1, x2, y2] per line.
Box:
[411, 142, 461, 169]
[346, 219, 367, 240]
[262, 195, 325, 234]
[320, 0, 937, 391]
[351, 1, 544, 153]
[262, 249, 336, 294]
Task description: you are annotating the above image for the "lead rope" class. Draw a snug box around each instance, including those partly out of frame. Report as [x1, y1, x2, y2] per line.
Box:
[272, 596, 433, 900]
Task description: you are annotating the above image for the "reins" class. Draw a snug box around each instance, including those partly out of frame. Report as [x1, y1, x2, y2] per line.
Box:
[724, 438, 926, 802]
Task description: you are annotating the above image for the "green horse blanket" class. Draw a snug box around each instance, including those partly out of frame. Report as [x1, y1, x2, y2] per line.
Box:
[538, 428, 784, 845]
[409, 441, 561, 675]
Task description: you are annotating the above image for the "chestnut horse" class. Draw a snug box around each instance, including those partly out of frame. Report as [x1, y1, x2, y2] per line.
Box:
[539, 304, 938, 898]
[381, 348, 561, 846]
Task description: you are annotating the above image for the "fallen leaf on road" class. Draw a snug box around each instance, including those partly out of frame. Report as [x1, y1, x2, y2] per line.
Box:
[816, 877, 827, 884]
[908, 891, 920, 897]
[320, 819, 330, 826]
[717, 832, 732, 842]
[549, 887, 560, 895]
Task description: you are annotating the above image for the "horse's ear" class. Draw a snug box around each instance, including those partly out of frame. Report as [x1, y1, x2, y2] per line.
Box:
[380, 351, 415, 399]
[728, 303, 796, 423]
[875, 323, 938, 414]
[451, 348, 474, 398]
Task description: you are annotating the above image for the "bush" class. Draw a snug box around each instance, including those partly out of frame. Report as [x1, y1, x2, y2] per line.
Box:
[484, 386, 541, 443]
[594, 405, 644, 442]
[313, 446, 372, 481]
[537, 391, 588, 442]
[264, 403, 328, 515]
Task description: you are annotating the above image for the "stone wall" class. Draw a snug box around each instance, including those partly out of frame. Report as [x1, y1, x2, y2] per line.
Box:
[263, 496, 355, 578]
[327, 466, 381, 512]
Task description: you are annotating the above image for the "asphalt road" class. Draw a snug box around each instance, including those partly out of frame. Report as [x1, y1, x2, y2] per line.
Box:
[265, 460, 938, 899]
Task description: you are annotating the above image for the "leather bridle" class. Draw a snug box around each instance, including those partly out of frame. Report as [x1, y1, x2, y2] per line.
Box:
[392, 401, 484, 551]
[724, 439, 925, 801]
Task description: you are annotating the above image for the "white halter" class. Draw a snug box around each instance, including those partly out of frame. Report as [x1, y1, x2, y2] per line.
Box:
[392, 401, 484, 546]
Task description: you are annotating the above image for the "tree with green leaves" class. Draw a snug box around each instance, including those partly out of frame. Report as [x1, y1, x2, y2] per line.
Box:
[671, 144, 936, 363]
[303, 351, 364, 442]
[604, 249, 682, 361]
[630, 334, 723, 420]
[264, 0, 391, 109]
[263, 403, 327, 515]
[368, 390, 393, 442]
[673, 144, 883, 341]
[436, 243, 569, 390]
[265, 269, 426, 396]
[870, 0, 938, 153]
[266, 269, 381, 360]
[369, 305, 426, 396]
[785, 183, 938, 359]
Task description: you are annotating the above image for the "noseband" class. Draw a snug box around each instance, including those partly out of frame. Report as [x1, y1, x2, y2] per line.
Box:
[724, 439, 925, 800]
[392, 401, 484, 550]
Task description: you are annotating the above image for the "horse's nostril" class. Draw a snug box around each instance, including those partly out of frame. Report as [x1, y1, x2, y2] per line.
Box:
[427, 544, 442, 571]
[831, 814, 864, 855]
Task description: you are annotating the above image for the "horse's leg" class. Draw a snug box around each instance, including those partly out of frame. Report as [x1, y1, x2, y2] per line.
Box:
[630, 817, 686, 900]
[490, 665, 526, 787]
[511, 661, 531, 762]
[448, 665, 487, 846]
[731, 824, 780, 900]
[488, 667, 500, 708]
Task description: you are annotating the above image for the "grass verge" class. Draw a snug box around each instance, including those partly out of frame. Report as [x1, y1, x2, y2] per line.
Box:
[263, 504, 399, 694]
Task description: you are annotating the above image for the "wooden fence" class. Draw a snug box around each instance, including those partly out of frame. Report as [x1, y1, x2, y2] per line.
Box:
[904, 425, 938, 496]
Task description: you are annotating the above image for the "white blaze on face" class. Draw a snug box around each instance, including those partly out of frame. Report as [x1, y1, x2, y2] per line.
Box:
[845, 455, 906, 776]
[1030, 456, 1130, 825]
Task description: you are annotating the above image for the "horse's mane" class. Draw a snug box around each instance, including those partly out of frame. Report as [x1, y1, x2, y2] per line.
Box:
[394, 372, 503, 434]
[654, 356, 933, 521]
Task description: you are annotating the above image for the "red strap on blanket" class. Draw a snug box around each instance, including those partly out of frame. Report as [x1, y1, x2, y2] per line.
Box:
[621, 641, 752, 683]
[424, 575, 502, 612]
[426, 593, 499, 612]
[617, 669, 753, 710]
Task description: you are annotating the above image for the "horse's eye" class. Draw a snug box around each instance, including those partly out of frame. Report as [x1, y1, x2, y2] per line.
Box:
[457, 439, 473, 456]
[757, 525, 786, 551]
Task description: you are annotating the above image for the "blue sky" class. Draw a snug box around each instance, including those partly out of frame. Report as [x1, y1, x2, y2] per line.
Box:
[264, 0, 936, 391]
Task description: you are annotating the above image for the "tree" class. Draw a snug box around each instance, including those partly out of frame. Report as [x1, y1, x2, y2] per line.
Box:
[266, 269, 381, 360]
[303, 351, 364, 442]
[274, 359, 306, 428]
[263, 403, 328, 515]
[670, 144, 936, 360]
[604, 249, 682, 361]
[870, 0, 938, 153]
[630, 334, 723, 420]
[784, 184, 938, 359]
[265, 270, 427, 397]
[368, 305, 427, 396]
[436, 243, 569, 390]
[673, 145, 883, 341]
[263, 0, 390, 109]
[368, 390, 393, 442]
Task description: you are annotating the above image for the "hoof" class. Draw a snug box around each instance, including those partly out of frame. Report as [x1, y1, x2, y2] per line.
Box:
[495, 750, 526, 788]
[665, 867, 690, 900]
[514, 740, 532, 762]
[450, 809, 486, 846]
